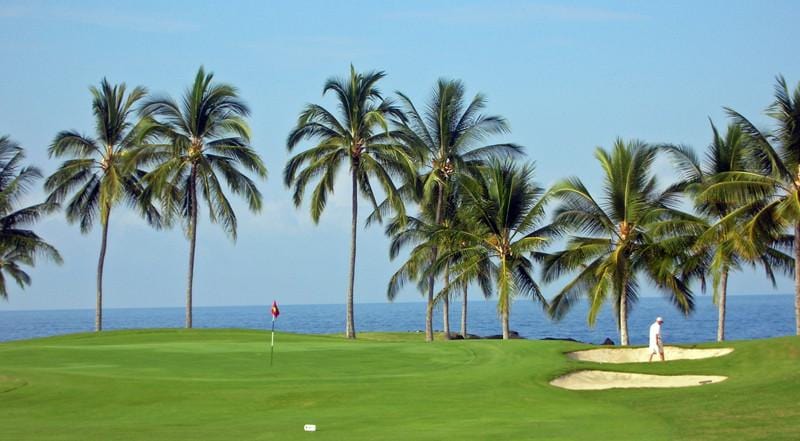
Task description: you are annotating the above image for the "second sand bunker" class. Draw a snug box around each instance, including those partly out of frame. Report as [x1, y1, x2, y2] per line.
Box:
[550, 370, 728, 390]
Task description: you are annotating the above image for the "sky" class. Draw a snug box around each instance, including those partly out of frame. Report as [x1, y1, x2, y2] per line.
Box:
[1, 0, 799, 311]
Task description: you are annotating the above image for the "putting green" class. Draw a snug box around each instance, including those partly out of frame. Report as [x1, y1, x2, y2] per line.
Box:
[0, 329, 797, 440]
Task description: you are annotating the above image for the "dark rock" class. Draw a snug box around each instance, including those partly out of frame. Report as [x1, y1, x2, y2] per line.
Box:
[541, 337, 582, 343]
[446, 333, 482, 340]
[485, 330, 524, 339]
[601, 337, 615, 346]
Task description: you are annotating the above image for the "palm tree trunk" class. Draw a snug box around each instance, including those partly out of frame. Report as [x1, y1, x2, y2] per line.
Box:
[442, 264, 450, 340]
[425, 185, 445, 342]
[501, 257, 510, 340]
[461, 284, 468, 339]
[425, 301, 433, 342]
[795, 222, 800, 335]
[345, 169, 357, 339]
[186, 166, 198, 329]
[619, 284, 629, 346]
[501, 296, 510, 340]
[95, 207, 111, 332]
[717, 268, 729, 342]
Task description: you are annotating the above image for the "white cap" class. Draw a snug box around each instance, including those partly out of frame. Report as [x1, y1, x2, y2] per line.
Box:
[656, 317, 663, 323]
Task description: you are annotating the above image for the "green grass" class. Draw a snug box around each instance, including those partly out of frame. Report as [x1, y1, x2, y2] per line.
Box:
[0, 329, 797, 440]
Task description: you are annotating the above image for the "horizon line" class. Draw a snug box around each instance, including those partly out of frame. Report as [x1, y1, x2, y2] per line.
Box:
[1, 292, 793, 313]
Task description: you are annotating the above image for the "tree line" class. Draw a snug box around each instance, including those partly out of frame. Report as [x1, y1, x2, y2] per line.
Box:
[2, 66, 798, 345]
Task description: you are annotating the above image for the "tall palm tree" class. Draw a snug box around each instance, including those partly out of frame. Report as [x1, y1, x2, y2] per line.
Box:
[542, 139, 694, 346]
[45, 80, 159, 331]
[381, 79, 522, 341]
[705, 75, 800, 335]
[0, 136, 62, 298]
[436, 159, 552, 339]
[284, 65, 414, 339]
[664, 122, 794, 341]
[137, 66, 267, 329]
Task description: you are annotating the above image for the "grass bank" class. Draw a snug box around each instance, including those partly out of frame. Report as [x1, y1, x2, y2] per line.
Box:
[0, 329, 797, 440]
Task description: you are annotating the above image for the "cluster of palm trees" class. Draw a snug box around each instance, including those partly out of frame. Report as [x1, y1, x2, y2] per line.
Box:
[2, 66, 799, 345]
[3, 67, 266, 331]
[286, 67, 799, 344]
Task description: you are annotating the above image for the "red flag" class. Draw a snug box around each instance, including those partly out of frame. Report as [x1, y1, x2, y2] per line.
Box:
[271, 301, 280, 320]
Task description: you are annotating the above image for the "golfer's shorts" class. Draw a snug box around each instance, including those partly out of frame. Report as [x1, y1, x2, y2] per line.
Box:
[649, 345, 663, 354]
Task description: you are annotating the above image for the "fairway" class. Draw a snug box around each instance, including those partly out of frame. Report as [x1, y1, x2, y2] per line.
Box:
[0, 330, 798, 440]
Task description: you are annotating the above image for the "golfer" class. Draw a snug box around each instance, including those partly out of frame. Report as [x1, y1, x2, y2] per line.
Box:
[648, 317, 665, 362]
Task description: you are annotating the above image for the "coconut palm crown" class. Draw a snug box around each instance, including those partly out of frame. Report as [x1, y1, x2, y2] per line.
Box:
[663, 122, 794, 341]
[44, 79, 159, 331]
[379, 78, 523, 341]
[137, 66, 267, 329]
[542, 139, 695, 345]
[0, 136, 62, 299]
[433, 159, 553, 339]
[701, 75, 800, 335]
[385, 186, 493, 339]
[284, 65, 415, 339]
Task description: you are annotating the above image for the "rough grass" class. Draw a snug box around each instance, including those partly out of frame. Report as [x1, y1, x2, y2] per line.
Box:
[0, 329, 797, 440]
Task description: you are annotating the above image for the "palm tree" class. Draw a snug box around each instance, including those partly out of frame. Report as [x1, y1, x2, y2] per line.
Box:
[284, 65, 414, 339]
[542, 139, 694, 346]
[0, 136, 62, 298]
[385, 191, 492, 340]
[439, 200, 493, 339]
[436, 159, 552, 340]
[663, 122, 794, 341]
[705, 75, 800, 335]
[45, 80, 159, 331]
[137, 67, 267, 329]
[436, 203, 494, 339]
[382, 79, 522, 341]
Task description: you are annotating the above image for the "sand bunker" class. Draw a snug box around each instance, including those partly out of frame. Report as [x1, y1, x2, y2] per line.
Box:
[550, 370, 727, 390]
[567, 346, 733, 364]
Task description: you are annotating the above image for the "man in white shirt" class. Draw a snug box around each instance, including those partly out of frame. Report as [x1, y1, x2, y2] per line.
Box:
[648, 317, 664, 362]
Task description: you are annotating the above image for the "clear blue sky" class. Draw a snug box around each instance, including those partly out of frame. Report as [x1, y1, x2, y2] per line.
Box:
[1, 0, 798, 310]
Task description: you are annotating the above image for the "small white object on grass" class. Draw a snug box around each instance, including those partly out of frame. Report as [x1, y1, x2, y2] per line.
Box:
[304, 424, 317, 432]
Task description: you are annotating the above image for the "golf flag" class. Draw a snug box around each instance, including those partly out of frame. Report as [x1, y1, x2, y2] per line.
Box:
[271, 301, 280, 321]
[269, 300, 279, 367]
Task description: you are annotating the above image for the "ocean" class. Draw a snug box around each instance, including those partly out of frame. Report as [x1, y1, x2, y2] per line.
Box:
[0, 294, 794, 344]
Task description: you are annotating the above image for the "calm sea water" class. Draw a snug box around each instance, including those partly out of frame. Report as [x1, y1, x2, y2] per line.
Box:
[0, 294, 794, 344]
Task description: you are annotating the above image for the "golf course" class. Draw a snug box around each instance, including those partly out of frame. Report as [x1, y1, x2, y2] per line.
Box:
[0, 330, 797, 440]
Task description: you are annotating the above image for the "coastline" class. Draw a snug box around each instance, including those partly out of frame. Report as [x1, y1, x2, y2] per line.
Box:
[2, 294, 793, 344]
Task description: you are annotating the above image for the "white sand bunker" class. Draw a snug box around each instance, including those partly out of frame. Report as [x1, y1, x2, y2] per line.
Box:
[550, 370, 727, 390]
[567, 346, 733, 364]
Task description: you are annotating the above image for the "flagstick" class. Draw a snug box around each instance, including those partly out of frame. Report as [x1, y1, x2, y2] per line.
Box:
[270, 318, 275, 367]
